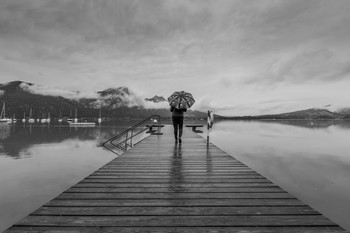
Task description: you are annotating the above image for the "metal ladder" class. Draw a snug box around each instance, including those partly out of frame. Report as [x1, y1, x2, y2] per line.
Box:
[102, 115, 162, 155]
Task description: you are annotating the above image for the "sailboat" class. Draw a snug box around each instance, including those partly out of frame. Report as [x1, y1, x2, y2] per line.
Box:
[41, 116, 47, 123]
[67, 109, 73, 123]
[12, 114, 17, 123]
[58, 110, 63, 123]
[98, 104, 102, 124]
[0, 102, 12, 124]
[36, 113, 40, 123]
[28, 108, 35, 123]
[46, 112, 51, 123]
[69, 108, 95, 127]
[22, 112, 26, 123]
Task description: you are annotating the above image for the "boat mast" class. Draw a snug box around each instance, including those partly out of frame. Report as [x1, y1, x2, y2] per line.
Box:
[74, 108, 78, 123]
[0, 102, 4, 119]
[1, 102, 6, 119]
[98, 102, 102, 124]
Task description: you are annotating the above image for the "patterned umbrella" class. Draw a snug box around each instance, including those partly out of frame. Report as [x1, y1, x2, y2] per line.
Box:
[167, 91, 195, 109]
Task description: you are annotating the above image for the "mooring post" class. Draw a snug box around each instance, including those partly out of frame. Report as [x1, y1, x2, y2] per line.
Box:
[207, 110, 210, 148]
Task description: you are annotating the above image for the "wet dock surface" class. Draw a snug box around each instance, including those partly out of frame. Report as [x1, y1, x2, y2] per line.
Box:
[4, 125, 347, 232]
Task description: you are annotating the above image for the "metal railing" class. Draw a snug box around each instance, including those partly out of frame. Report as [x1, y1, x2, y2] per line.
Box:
[102, 115, 162, 155]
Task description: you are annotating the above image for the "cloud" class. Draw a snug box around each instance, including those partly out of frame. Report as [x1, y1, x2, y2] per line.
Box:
[1, 1, 350, 116]
[20, 82, 98, 99]
[193, 95, 238, 113]
[143, 101, 169, 109]
[246, 48, 350, 85]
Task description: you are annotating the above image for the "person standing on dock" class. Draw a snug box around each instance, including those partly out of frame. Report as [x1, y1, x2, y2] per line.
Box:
[168, 90, 195, 144]
[170, 106, 187, 143]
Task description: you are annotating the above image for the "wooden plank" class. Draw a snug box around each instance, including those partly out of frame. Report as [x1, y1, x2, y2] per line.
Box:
[32, 206, 318, 216]
[92, 171, 259, 175]
[43, 198, 313, 207]
[79, 178, 272, 183]
[14, 215, 338, 227]
[56, 192, 294, 199]
[96, 169, 256, 172]
[86, 175, 266, 179]
[5, 226, 347, 233]
[72, 182, 280, 188]
[66, 187, 285, 193]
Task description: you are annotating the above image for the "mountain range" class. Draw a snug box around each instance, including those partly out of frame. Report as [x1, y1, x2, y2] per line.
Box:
[222, 108, 350, 120]
[1, 81, 349, 120]
[0, 81, 206, 119]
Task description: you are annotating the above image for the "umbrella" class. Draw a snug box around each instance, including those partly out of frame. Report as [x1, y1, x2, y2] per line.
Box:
[167, 91, 195, 109]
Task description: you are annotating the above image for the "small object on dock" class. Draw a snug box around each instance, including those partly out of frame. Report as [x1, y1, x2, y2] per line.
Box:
[185, 124, 203, 133]
[69, 122, 96, 127]
[146, 124, 164, 135]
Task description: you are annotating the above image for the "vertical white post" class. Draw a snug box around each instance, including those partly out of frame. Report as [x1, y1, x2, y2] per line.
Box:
[207, 110, 210, 148]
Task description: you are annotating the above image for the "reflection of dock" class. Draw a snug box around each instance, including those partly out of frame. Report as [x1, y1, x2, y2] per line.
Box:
[69, 122, 96, 127]
[0, 123, 10, 140]
[5, 126, 346, 232]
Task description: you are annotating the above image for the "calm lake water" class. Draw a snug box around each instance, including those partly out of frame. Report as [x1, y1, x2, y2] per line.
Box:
[0, 120, 350, 232]
[0, 122, 137, 232]
[208, 120, 350, 232]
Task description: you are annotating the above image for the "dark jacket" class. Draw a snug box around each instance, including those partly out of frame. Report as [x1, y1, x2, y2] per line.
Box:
[170, 107, 187, 117]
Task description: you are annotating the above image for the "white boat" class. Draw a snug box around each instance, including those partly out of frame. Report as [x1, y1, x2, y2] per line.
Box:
[0, 102, 12, 124]
[22, 112, 26, 123]
[28, 108, 35, 123]
[12, 114, 17, 123]
[98, 104, 102, 124]
[47, 112, 51, 123]
[69, 122, 96, 127]
[58, 110, 63, 123]
[69, 108, 95, 127]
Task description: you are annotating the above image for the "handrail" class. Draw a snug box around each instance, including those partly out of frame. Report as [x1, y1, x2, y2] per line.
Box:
[102, 115, 162, 155]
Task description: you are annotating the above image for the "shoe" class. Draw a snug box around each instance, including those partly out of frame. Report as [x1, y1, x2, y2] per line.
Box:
[179, 138, 182, 143]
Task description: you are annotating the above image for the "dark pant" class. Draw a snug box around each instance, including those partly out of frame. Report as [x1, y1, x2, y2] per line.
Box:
[172, 116, 184, 139]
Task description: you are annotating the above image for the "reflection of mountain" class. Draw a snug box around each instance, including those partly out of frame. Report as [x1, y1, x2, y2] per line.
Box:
[261, 119, 350, 129]
[215, 119, 350, 130]
[0, 125, 125, 158]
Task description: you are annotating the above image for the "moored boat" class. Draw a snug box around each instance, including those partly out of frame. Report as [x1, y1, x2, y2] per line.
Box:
[0, 102, 12, 124]
[69, 108, 96, 127]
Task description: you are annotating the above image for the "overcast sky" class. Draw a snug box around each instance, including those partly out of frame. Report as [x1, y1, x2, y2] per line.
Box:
[0, 0, 350, 115]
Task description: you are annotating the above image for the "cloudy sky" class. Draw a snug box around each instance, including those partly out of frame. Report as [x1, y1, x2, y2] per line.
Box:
[0, 0, 350, 115]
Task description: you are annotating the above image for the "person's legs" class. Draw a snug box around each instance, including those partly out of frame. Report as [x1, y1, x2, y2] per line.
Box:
[178, 116, 184, 143]
[172, 116, 179, 141]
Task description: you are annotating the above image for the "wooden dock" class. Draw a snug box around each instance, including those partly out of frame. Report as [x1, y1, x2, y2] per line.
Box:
[5, 125, 347, 232]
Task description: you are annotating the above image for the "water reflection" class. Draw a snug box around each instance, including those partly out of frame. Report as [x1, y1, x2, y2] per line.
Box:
[0, 124, 129, 159]
[206, 147, 213, 173]
[208, 119, 350, 231]
[170, 143, 184, 192]
[0, 123, 133, 232]
[215, 119, 350, 130]
[0, 124, 10, 140]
